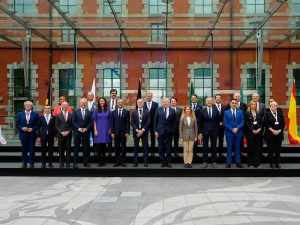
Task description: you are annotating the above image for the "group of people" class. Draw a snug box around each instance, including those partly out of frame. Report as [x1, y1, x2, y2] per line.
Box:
[16, 88, 285, 169]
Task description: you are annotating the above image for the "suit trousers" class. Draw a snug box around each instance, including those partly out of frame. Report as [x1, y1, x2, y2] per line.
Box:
[267, 138, 282, 165]
[172, 131, 180, 154]
[94, 143, 107, 164]
[217, 125, 225, 155]
[21, 136, 36, 166]
[158, 134, 172, 163]
[226, 135, 242, 165]
[58, 135, 71, 164]
[246, 134, 261, 167]
[133, 134, 149, 163]
[149, 127, 156, 154]
[183, 140, 194, 164]
[203, 130, 217, 163]
[114, 135, 127, 164]
[74, 133, 90, 164]
[41, 136, 54, 164]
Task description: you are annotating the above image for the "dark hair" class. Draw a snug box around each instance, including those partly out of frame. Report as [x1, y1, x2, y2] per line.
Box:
[230, 98, 238, 103]
[97, 97, 108, 112]
[171, 97, 177, 102]
[110, 89, 118, 94]
[215, 94, 222, 98]
[191, 94, 198, 98]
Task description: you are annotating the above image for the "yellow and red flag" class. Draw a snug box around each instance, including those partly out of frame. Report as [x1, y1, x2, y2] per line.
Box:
[287, 79, 300, 144]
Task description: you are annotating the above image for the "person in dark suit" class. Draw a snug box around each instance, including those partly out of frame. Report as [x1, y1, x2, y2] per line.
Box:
[190, 94, 202, 155]
[199, 97, 220, 168]
[223, 98, 245, 168]
[170, 97, 182, 156]
[213, 94, 226, 159]
[131, 98, 151, 167]
[107, 88, 118, 157]
[72, 98, 93, 168]
[233, 92, 247, 112]
[37, 105, 56, 168]
[244, 101, 263, 168]
[111, 99, 130, 167]
[154, 97, 176, 168]
[263, 101, 285, 168]
[16, 101, 39, 168]
[143, 91, 159, 157]
[55, 101, 73, 168]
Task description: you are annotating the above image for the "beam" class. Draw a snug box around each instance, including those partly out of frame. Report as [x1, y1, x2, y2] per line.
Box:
[106, 0, 131, 48]
[0, 32, 21, 47]
[0, 2, 57, 47]
[236, 0, 287, 48]
[272, 29, 300, 47]
[201, 0, 228, 48]
[48, 0, 96, 48]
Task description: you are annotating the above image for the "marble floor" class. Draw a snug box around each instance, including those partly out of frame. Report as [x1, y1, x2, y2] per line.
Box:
[0, 177, 300, 225]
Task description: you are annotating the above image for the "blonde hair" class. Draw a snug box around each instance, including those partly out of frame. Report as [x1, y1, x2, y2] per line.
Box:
[247, 100, 257, 112]
[180, 105, 195, 121]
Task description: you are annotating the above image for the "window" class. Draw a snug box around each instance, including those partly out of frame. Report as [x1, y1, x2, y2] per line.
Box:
[59, 0, 78, 15]
[245, 68, 266, 103]
[59, 69, 76, 106]
[103, 68, 121, 97]
[146, 68, 167, 102]
[149, 0, 166, 15]
[193, 68, 212, 105]
[62, 25, 75, 42]
[293, 69, 300, 104]
[14, 69, 28, 97]
[195, 0, 213, 14]
[104, 0, 122, 15]
[8, 0, 35, 15]
[291, 0, 300, 14]
[151, 24, 165, 42]
[246, 0, 265, 14]
[296, 21, 300, 40]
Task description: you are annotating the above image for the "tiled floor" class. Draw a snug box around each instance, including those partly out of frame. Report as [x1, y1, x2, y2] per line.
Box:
[0, 177, 300, 225]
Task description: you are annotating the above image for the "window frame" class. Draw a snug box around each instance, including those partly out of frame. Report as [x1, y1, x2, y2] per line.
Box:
[194, 0, 213, 15]
[102, 68, 121, 97]
[246, 0, 265, 14]
[193, 68, 212, 105]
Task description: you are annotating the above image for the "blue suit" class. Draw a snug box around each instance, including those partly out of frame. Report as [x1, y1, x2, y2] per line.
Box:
[16, 111, 39, 166]
[223, 108, 244, 165]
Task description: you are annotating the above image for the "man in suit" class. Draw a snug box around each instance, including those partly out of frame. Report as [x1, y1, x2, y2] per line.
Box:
[233, 92, 247, 112]
[223, 98, 245, 168]
[111, 99, 130, 167]
[213, 94, 226, 159]
[170, 97, 182, 156]
[16, 101, 39, 168]
[143, 91, 158, 157]
[72, 98, 93, 168]
[199, 97, 220, 168]
[190, 94, 202, 155]
[131, 98, 151, 167]
[154, 97, 176, 168]
[55, 101, 73, 168]
[37, 105, 56, 168]
[107, 88, 118, 157]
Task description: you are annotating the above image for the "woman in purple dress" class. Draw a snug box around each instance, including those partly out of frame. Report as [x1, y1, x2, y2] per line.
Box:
[93, 97, 112, 167]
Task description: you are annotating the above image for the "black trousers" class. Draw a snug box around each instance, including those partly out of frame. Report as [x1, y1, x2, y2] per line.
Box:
[94, 143, 108, 164]
[74, 133, 90, 164]
[114, 135, 127, 164]
[246, 134, 261, 166]
[217, 125, 225, 156]
[158, 134, 172, 164]
[267, 138, 282, 165]
[58, 135, 72, 164]
[172, 131, 179, 154]
[133, 133, 149, 163]
[41, 135, 54, 165]
[202, 130, 217, 163]
[149, 127, 156, 154]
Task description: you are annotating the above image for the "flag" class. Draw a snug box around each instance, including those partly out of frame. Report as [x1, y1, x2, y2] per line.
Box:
[188, 81, 195, 105]
[287, 79, 300, 144]
[239, 80, 244, 103]
[0, 126, 7, 145]
[91, 77, 96, 103]
[136, 78, 142, 109]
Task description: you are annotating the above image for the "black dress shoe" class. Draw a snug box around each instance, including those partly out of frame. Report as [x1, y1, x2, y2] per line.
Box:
[144, 162, 148, 167]
[174, 153, 179, 157]
[236, 164, 243, 168]
[121, 163, 127, 167]
[107, 153, 112, 157]
[184, 164, 187, 168]
[30, 164, 34, 169]
[113, 163, 121, 167]
[41, 164, 46, 169]
[166, 163, 172, 168]
[275, 164, 281, 169]
[48, 164, 54, 168]
[270, 164, 274, 168]
[66, 163, 71, 168]
[151, 153, 155, 157]
[21, 164, 27, 169]
[59, 163, 64, 168]
[226, 164, 231, 168]
[73, 164, 78, 169]
[84, 163, 91, 168]
[189, 164, 192, 168]
[133, 163, 138, 167]
[161, 163, 165, 168]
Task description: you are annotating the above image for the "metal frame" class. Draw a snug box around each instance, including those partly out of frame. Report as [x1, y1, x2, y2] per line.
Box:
[0, 32, 21, 47]
[272, 29, 300, 48]
[236, 0, 287, 49]
[48, 0, 95, 48]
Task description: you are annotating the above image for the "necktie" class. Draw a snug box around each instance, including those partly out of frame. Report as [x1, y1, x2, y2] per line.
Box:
[233, 110, 236, 121]
[82, 109, 85, 119]
[26, 112, 30, 124]
[148, 102, 151, 110]
[119, 110, 122, 119]
[218, 104, 221, 111]
[193, 104, 196, 111]
[164, 108, 167, 118]
[46, 114, 49, 125]
[139, 109, 142, 129]
[209, 108, 212, 119]
[111, 99, 115, 110]
[64, 111, 67, 122]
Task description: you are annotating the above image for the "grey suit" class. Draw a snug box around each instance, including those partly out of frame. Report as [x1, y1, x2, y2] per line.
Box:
[87, 101, 97, 112]
[179, 117, 198, 141]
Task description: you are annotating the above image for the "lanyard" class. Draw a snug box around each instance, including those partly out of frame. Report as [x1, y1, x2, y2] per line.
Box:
[271, 111, 278, 122]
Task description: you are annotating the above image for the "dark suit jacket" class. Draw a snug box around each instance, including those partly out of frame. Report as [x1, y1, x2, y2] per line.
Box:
[223, 109, 244, 137]
[55, 112, 73, 138]
[16, 111, 39, 141]
[213, 103, 226, 122]
[111, 109, 130, 137]
[263, 110, 285, 141]
[244, 111, 263, 136]
[143, 101, 158, 124]
[154, 107, 176, 136]
[37, 115, 56, 139]
[199, 107, 220, 135]
[131, 109, 151, 134]
[191, 103, 202, 132]
[173, 106, 183, 131]
[72, 108, 93, 136]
